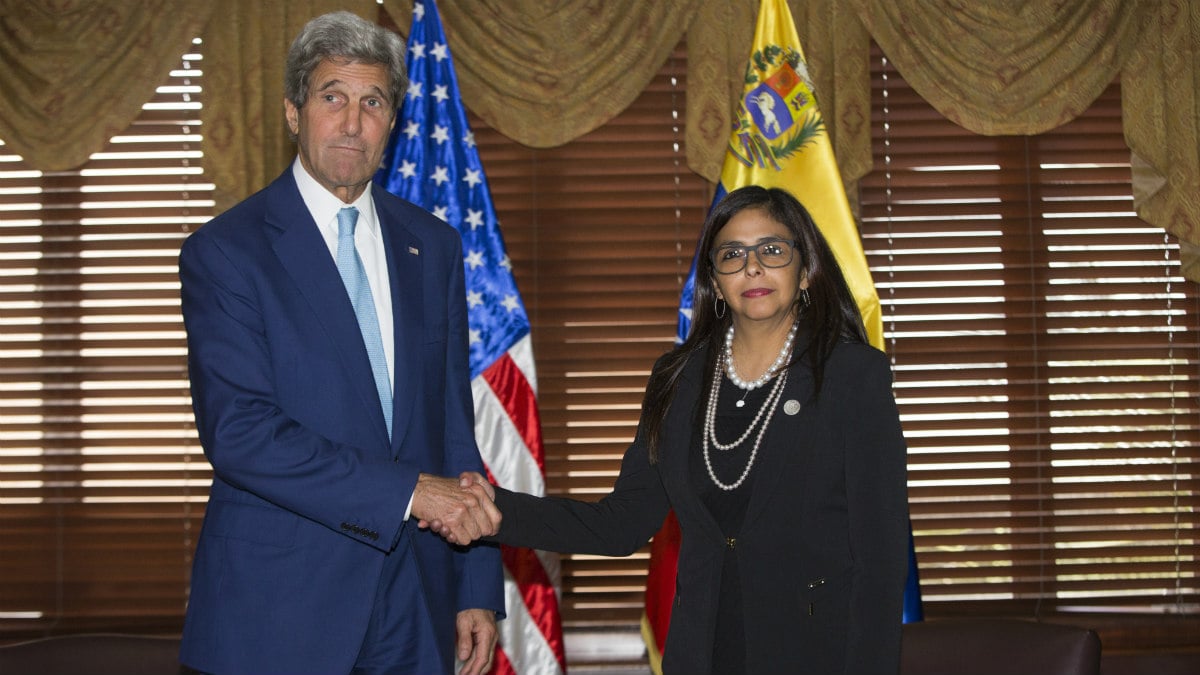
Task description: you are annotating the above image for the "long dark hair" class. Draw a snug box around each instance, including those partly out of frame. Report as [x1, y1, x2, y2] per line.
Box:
[641, 185, 868, 462]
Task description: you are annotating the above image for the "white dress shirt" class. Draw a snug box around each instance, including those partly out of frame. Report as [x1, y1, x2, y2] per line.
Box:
[291, 159, 395, 387]
[291, 160, 416, 519]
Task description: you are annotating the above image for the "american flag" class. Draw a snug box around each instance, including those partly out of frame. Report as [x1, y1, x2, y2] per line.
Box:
[375, 2, 566, 674]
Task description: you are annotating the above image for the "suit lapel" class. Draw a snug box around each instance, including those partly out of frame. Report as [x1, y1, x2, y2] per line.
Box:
[264, 172, 391, 448]
[373, 184, 422, 455]
[742, 338, 817, 531]
[670, 340, 819, 540]
[662, 350, 725, 544]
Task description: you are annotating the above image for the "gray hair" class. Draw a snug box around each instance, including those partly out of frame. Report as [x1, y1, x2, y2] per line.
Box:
[284, 11, 407, 111]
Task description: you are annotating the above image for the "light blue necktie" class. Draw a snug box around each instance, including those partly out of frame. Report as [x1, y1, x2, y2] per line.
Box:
[335, 206, 392, 439]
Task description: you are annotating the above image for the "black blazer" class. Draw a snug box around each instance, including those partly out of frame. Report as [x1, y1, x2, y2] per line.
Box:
[493, 339, 908, 674]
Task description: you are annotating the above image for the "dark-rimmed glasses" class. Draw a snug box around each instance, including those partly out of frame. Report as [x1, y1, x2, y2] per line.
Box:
[710, 238, 798, 274]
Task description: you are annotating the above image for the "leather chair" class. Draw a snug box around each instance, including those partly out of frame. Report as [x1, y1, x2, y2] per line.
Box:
[901, 618, 1102, 675]
[0, 633, 183, 675]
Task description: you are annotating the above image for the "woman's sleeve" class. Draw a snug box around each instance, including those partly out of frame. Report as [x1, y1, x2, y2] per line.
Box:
[489, 431, 672, 557]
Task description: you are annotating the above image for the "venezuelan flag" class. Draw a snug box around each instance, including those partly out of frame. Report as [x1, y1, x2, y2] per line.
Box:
[675, 0, 881, 349]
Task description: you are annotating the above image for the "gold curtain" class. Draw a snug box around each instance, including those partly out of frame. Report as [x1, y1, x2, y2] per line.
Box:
[2, 0, 1195, 277]
[198, 0, 379, 213]
[381, 0, 704, 150]
[1124, 0, 1200, 279]
[0, 0, 213, 170]
[844, 0, 1200, 279]
[846, 0, 1151, 134]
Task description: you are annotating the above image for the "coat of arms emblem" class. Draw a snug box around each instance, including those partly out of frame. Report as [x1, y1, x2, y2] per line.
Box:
[730, 45, 824, 172]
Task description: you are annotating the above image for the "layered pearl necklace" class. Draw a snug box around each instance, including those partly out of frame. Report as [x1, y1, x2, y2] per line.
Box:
[703, 322, 798, 491]
[724, 322, 798, 407]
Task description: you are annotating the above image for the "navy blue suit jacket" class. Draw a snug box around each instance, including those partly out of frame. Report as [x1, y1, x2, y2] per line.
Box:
[178, 169, 503, 675]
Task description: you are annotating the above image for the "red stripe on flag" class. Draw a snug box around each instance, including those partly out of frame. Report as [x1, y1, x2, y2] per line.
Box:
[643, 510, 681, 656]
[482, 352, 545, 472]
[502, 544, 568, 670]
[489, 643, 515, 675]
[480, 350, 565, 672]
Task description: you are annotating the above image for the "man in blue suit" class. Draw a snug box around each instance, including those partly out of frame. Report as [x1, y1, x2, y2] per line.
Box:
[178, 12, 504, 675]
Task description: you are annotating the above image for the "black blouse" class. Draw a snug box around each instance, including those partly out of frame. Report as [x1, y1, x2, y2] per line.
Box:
[689, 373, 782, 675]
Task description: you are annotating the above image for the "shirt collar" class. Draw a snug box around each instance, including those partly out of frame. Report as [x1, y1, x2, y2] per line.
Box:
[291, 158, 380, 237]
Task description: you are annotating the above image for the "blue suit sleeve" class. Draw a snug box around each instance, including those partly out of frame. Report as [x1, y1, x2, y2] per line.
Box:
[439, 234, 505, 616]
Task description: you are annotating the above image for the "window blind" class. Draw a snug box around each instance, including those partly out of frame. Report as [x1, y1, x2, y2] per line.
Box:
[0, 40, 212, 637]
[3, 32, 1194, 650]
[858, 50, 1199, 618]
[469, 44, 713, 627]
[0, 39, 710, 638]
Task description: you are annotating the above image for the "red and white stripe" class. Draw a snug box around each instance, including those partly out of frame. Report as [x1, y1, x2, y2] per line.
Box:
[473, 334, 567, 675]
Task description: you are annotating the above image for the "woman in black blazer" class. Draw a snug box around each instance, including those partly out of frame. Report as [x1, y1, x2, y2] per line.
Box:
[453, 186, 909, 673]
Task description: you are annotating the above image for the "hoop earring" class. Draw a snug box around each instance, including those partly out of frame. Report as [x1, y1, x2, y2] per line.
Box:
[714, 296, 727, 319]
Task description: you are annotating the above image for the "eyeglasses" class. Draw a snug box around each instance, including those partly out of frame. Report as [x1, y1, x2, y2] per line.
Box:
[710, 238, 798, 274]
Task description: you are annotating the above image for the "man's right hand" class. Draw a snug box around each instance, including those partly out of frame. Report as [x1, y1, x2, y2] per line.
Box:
[458, 471, 494, 499]
[411, 473, 501, 545]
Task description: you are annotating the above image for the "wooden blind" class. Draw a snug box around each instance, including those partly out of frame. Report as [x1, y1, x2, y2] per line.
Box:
[0, 39, 709, 638]
[859, 49, 1199, 617]
[469, 44, 712, 627]
[0, 40, 212, 637]
[4, 32, 1194, 648]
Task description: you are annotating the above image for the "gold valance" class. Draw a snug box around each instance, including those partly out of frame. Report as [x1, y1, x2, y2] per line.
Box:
[1, 0, 1194, 278]
[0, 0, 213, 170]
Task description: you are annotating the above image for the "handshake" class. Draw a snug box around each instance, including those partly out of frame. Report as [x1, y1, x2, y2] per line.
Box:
[411, 471, 498, 545]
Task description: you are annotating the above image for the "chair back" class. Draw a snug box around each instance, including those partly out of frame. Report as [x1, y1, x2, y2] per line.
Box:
[0, 633, 182, 675]
[901, 619, 1101, 675]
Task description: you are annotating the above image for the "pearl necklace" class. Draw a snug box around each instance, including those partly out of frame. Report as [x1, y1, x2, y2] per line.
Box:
[703, 326, 795, 491]
[724, 322, 798, 407]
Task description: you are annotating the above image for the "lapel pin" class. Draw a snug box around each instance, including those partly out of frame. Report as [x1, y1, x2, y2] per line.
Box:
[783, 399, 801, 416]
[408, 246, 419, 256]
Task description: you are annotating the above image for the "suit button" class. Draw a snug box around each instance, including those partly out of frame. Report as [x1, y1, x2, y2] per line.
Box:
[340, 522, 351, 531]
